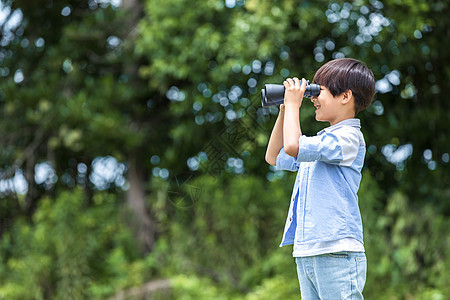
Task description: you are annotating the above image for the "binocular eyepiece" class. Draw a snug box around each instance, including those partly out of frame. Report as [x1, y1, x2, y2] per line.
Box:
[261, 81, 321, 107]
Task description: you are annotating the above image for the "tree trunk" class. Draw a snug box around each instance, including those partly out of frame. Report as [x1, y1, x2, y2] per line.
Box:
[121, 0, 154, 253]
[126, 156, 154, 253]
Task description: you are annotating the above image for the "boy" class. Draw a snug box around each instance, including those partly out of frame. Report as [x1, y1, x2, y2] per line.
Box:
[265, 58, 375, 299]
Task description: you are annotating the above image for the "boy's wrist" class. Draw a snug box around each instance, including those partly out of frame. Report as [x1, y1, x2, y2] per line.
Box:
[284, 102, 301, 110]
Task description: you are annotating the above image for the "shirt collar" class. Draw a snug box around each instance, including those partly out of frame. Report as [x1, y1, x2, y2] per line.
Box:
[317, 118, 361, 135]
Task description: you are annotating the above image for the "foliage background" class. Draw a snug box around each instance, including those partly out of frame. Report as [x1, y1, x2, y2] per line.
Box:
[0, 0, 448, 299]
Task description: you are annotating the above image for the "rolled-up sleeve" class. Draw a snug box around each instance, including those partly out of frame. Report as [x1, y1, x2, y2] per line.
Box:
[276, 147, 300, 171]
[297, 128, 360, 166]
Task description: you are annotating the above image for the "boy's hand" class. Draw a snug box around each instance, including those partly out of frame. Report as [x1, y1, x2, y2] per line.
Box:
[279, 104, 285, 113]
[283, 77, 307, 109]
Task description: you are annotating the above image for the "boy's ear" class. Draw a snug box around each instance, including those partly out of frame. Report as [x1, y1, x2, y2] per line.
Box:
[341, 89, 353, 105]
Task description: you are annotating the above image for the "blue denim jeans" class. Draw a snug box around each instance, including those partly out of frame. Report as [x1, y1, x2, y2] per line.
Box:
[295, 252, 367, 300]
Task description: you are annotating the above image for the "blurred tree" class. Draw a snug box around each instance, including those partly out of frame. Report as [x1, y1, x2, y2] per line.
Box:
[0, 0, 449, 298]
[0, 0, 156, 252]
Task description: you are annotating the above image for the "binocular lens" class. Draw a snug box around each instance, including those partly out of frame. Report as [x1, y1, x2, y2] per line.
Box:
[261, 82, 321, 107]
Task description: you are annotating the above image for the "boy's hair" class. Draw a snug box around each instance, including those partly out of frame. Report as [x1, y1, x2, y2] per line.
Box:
[312, 58, 375, 115]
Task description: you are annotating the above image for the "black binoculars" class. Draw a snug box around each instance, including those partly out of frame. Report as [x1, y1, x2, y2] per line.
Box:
[261, 81, 321, 107]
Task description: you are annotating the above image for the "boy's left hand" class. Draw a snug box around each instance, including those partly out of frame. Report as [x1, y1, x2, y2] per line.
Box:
[283, 77, 307, 109]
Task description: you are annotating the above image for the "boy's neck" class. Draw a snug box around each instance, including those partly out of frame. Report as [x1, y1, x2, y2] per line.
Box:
[328, 113, 356, 126]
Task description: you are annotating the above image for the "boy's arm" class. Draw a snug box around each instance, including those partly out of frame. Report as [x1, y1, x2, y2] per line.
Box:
[265, 104, 285, 166]
[283, 78, 306, 157]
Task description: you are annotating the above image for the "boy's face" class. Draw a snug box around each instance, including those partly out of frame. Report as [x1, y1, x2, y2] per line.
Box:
[310, 86, 347, 125]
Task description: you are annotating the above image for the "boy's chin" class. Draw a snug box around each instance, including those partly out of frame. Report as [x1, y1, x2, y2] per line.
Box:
[314, 114, 326, 122]
[315, 116, 331, 124]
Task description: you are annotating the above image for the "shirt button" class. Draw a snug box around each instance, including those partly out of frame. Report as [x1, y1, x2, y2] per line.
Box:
[289, 217, 292, 221]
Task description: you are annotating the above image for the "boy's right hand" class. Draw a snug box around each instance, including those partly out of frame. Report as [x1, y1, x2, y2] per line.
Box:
[283, 77, 307, 109]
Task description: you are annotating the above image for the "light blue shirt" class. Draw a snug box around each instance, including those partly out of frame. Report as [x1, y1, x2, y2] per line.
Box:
[276, 119, 365, 247]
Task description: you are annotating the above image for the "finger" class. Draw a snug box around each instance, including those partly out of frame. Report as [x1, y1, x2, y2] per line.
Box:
[286, 78, 295, 86]
[283, 80, 289, 88]
[293, 77, 301, 88]
[300, 78, 307, 92]
[301, 78, 307, 87]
